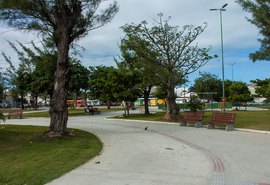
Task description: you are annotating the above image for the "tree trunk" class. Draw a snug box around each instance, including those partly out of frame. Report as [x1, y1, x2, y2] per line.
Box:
[35, 94, 38, 110]
[123, 101, 130, 116]
[21, 92, 24, 110]
[143, 86, 152, 114]
[164, 86, 180, 120]
[46, 27, 71, 137]
[74, 92, 77, 108]
[107, 101, 111, 109]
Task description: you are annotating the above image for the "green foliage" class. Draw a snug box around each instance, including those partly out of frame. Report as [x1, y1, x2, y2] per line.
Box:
[0, 1, 119, 42]
[121, 14, 214, 89]
[2, 41, 91, 104]
[120, 13, 215, 118]
[0, 111, 6, 122]
[117, 37, 157, 113]
[152, 86, 167, 100]
[228, 81, 251, 103]
[191, 72, 222, 101]
[89, 66, 118, 102]
[2, 41, 57, 100]
[0, 0, 119, 132]
[89, 65, 142, 104]
[115, 64, 142, 103]
[69, 58, 90, 94]
[251, 78, 270, 102]
[237, 0, 270, 61]
[187, 95, 205, 112]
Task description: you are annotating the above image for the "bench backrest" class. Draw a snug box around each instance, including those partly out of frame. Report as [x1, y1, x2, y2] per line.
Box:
[8, 110, 23, 115]
[183, 111, 204, 122]
[210, 112, 236, 124]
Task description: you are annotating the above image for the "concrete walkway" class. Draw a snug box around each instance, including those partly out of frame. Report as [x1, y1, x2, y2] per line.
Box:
[5, 110, 270, 185]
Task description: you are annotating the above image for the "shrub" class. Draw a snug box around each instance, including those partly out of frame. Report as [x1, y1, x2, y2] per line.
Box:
[187, 95, 205, 112]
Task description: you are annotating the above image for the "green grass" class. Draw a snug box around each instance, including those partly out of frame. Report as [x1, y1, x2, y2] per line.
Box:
[20, 107, 125, 118]
[116, 110, 270, 131]
[229, 111, 270, 130]
[0, 125, 102, 185]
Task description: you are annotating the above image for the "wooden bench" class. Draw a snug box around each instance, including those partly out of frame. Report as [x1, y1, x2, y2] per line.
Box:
[207, 112, 236, 131]
[84, 107, 100, 115]
[8, 110, 23, 119]
[180, 111, 204, 128]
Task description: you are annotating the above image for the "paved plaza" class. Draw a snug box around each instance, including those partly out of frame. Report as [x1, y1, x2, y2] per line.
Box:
[5, 110, 270, 185]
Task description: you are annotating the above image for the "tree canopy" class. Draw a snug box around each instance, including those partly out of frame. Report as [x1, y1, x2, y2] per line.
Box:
[0, 0, 119, 136]
[117, 38, 157, 114]
[121, 13, 215, 119]
[190, 72, 222, 101]
[251, 78, 270, 102]
[237, 0, 270, 61]
[88, 65, 142, 110]
[228, 81, 251, 104]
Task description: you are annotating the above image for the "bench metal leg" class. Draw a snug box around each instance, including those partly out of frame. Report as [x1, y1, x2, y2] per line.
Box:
[180, 121, 187, 126]
[195, 122, 202, 128]
[207, 123, 215, 129]
[226, 124, 234, 131]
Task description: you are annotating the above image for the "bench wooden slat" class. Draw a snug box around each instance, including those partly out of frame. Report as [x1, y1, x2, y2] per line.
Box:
[7, 110, 23, 119]
[180, 111, 204, 128]
[208, 112, 236, 131]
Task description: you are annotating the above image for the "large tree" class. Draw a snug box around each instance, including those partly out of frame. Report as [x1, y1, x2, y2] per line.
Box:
[117, 38, 157, 114]
[88, 66, 119, 107]
[88, 65, 141, 112]
[190, 72, 222, 102]
[2, 47, 33, 109]
[121, 14, 214, 120]
[0, 0, 118, 136]
[3, 41, 57, 109]
[228, 81, 251, 105]
[237, 0, 270, 61]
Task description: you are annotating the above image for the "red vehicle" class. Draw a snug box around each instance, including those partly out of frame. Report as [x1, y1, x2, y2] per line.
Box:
[67, 100, 85, 107]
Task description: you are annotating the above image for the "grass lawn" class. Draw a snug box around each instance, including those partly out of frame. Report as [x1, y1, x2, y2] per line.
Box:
[0, 125, 102, 185]
[14, 107, 125, 118]
[116, 110, 270, 131]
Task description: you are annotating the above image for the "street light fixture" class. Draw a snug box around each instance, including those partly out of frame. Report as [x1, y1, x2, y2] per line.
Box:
[210, 3, 228, 112]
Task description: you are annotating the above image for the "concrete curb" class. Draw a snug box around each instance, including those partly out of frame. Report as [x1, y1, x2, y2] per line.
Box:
[105, 117, 270, 135]
[105, 117, 179, 125]
[235, 128, 270, 134]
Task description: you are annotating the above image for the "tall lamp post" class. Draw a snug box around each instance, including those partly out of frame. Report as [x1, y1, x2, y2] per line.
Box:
[229, 63, 236, 81]
[210, 3, 228, 112]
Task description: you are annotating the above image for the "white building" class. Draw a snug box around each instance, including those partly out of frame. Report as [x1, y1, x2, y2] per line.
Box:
[248, 83, 266, 103]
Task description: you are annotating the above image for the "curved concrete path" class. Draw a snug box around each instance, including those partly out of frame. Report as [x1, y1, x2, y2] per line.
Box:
[5, 111, 270, 185]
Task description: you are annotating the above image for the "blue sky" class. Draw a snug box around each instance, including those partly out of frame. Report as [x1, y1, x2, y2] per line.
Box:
[0, 0, 269, 86]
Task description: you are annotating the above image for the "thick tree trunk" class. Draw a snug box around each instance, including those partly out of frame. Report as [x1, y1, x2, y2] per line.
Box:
[46, 27, 71, 137]
[48, 61, 70, 136]
[143, 86, 152, 114]
[164, 86, 180, 120]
